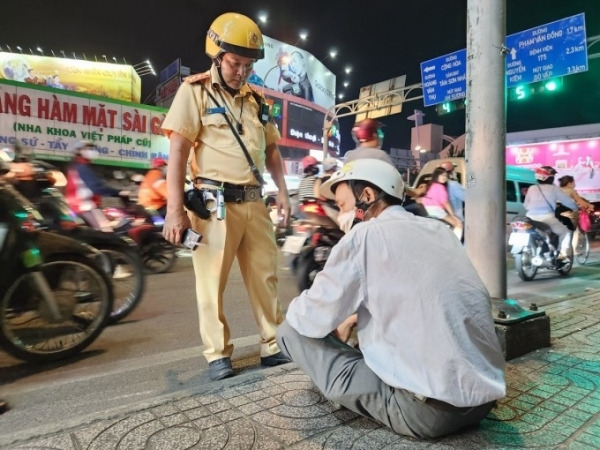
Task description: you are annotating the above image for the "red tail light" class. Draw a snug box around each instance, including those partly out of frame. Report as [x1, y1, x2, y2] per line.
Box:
[512, 221, 532, 230]
[311, 232, 322, 246]
[300, 202, 326, 216]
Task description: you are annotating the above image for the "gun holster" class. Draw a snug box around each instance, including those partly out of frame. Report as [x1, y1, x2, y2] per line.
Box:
[184, 188, 215, 220]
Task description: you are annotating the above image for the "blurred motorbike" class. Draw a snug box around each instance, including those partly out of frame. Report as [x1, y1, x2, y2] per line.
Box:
[103, 198, 178, 274]
[283, 198, 344, 292]
[0, 182, 113, 363]
[35, 188, 146, 323]
[508, 215, 572, 281]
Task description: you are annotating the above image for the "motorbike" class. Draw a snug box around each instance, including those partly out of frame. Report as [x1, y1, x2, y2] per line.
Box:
[0, 182, 114, 363]
[34, 188, 146, 323]
[283, 198, 344, 292]
[103, 199, 178, 274]
[508, 215, 573, 281]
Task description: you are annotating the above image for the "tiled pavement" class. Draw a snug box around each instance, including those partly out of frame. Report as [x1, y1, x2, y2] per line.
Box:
[4, 289, 600, 449]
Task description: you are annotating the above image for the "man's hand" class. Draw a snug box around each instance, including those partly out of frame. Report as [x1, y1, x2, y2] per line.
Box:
[163, 209, 192, 246]
[333, 314, 358, 343]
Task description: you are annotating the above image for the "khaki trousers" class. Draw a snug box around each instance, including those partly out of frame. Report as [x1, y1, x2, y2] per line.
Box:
[190, 199, 283, 362]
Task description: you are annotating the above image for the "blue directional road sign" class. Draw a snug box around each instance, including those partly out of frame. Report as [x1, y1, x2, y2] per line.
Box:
[505, 13, 587, 88]
[420, 49, 467, 107]
[420, 13, 588, 107]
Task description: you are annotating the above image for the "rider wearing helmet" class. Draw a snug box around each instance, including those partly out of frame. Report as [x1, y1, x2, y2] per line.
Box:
[298, 155, 320, 201]
[138, 157, 168, 216]
[524, 165, 575, 259]
[65, 140, 126, 231]
[161, 12, 291, 381]
[343, 119, 394, 165]
[277, 158, 505, 439]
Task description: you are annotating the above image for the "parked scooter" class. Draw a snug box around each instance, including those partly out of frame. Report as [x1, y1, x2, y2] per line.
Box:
[0, 182, 114, 363]
[509, 215, 572, 281]
[283, 198, 344, 291]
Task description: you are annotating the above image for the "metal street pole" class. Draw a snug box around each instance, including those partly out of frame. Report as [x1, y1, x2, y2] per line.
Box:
[465, 0, 506, 298]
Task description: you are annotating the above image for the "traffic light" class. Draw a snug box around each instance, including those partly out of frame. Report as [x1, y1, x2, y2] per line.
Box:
[436, 99, 466, 115]
[540, 77, 563, 93]
[509, 77, 563, 101]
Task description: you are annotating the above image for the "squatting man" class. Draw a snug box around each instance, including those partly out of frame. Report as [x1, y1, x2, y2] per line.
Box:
[276, 158, 506, 439]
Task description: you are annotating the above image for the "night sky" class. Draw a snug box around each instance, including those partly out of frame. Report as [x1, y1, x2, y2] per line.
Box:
[3, 0, 599, 154]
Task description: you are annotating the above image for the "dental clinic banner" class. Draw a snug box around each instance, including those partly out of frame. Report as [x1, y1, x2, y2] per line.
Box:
[0, 79, 169, 169]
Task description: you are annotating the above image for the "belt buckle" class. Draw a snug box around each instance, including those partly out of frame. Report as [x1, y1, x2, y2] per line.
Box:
[244, 187, 259, 202]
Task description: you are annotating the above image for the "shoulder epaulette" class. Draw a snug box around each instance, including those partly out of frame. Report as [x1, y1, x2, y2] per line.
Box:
[249, 85, 266, 100]
[184, 72, 210, 84]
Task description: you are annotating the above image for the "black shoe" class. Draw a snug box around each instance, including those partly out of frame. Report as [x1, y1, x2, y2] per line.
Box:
[261, 351, 291, 367]
[0, 400, 8, 415]
[208, 358, 234, 381]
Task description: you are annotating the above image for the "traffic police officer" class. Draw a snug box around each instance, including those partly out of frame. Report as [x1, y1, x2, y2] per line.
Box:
[162, 12, 292, 381]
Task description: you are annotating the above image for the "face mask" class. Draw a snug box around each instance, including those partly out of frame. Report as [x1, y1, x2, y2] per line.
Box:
[337, 210, 356, 234]
[80, 149, 99, 160]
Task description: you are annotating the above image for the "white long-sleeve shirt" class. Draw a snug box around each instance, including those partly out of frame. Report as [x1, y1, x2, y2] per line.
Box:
[285, 206, 506, 407]
[524, 183, 574, 215]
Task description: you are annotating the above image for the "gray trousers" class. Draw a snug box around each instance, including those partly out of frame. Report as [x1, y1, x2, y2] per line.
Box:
[276, 321, 495, 439]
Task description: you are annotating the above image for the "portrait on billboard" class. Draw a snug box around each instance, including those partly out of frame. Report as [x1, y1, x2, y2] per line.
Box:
[277, 49, 314, 102]
[250, 36, 335, 110]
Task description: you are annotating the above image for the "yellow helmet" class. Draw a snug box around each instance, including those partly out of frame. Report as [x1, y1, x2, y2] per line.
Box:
[206, 13, 265, 60]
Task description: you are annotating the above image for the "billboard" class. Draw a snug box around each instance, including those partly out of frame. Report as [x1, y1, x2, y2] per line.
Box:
[0, 52, 141, 103]
[507, 137, 600, 201]
[249, 36, 336, 110]
[0, 79, 168, 169]
[356, 75, 407, 122]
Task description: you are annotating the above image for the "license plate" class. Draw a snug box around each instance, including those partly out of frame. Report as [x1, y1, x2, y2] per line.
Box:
[282, 235, 307, 254]
[508, 232, 530, 246]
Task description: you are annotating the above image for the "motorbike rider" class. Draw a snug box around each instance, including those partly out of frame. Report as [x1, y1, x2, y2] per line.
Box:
[276, 158, 505, 439]
[343, 120, 426, 217]
[524, 166, 574, 260]
[138, 157, 168, 217]
[439, 160, 465, 222]
[343, 119, 394, 165]
[65, 140, 129, 231]
[298, 155, 320, 201]
[421, 167, 463, 240]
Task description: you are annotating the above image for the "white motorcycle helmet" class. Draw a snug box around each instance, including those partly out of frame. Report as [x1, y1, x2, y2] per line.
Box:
[320, 158, 404, 201]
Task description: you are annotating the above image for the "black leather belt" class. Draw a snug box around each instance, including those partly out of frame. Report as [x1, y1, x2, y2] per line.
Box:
[193, 178, 262, 203]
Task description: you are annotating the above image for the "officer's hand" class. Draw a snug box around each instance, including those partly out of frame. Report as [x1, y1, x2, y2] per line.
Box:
[276, 191, 292, 227]
[163, 209, 192, 246]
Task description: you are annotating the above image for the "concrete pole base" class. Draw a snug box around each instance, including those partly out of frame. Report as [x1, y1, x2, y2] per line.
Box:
[495, 315, 551, 360]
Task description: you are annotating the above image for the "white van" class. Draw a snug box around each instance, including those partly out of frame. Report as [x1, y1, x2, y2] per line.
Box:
[412, 158, 537, 225]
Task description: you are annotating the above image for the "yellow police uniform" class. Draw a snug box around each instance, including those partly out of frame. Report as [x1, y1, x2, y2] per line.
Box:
[162, 65, 283, 363]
